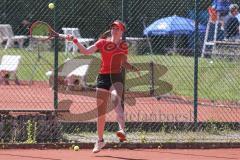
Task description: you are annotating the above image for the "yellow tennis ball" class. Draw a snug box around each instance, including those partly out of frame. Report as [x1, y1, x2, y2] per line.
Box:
[48, 3, 55, 9]
[73, 145, 79, 151]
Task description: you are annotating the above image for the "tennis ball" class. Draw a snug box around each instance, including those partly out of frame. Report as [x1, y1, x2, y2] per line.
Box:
[73, 145, 79, 151]
[48, 3, 55, 10]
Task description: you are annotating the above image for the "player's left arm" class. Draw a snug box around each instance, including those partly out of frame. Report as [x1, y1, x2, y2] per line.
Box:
[122, 61, 141, 77]
[121, 56, 140, 76]
[122, 61, 139, 72]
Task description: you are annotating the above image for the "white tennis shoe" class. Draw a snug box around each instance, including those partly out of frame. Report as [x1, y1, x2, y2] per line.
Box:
[116, 130, 127, 142]
[92, 140, 106, 153]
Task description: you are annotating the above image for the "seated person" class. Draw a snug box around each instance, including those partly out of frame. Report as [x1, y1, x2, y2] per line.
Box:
[224, 4, 239, 40]
[212, 0, 232, 17]
[211, 0, 232, 29]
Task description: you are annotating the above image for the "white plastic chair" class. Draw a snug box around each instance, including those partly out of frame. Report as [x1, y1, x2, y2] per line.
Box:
[62, 28, 94, 53]
[0, 24, 27, 49]
[46, 58, 92, 88]
[0, 55, 21, 85]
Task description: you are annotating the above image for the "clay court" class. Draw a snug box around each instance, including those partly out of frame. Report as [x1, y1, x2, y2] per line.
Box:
[0, 82, 239, 122]
[0, 149, 240, 160]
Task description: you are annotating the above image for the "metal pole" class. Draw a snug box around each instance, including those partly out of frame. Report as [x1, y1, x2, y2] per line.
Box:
[150, 61, 154, 96]
[193, 0, 200, 130]
[142, 17, 153, 54]
[53, 0, 59, 111]
[121, 0, 128, 110]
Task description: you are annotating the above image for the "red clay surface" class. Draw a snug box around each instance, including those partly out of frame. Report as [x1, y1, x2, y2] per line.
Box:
[0, 82, 240, 122]
[0, 149, 239, 160]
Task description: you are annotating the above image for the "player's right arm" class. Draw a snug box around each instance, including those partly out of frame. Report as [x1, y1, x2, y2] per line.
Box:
[66, 35, 98, 55]
[74, 40, 98, 55]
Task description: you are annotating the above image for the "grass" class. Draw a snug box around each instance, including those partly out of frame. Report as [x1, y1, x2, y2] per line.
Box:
[63, 130, 240, 143]
[0, 48, 240, 101]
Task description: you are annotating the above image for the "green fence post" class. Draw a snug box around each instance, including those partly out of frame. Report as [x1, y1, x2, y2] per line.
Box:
[194, 0, 200, 130]
[121, 0, 128, 111]
[53, 0, 59, 111]
[150, 61, 155, 96]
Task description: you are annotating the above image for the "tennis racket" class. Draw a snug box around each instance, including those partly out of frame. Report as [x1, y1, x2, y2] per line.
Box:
[29, 21, 66, 41]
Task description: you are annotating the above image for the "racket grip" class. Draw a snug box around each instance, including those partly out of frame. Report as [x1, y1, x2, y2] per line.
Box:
[59, 34, 68, 39]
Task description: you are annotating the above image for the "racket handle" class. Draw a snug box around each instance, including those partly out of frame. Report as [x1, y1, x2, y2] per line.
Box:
[59, 34, 67, 39]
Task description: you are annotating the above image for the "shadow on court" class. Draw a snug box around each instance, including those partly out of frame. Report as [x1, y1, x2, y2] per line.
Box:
[0, 153, 61, 160]
[95, 155, 148, 160]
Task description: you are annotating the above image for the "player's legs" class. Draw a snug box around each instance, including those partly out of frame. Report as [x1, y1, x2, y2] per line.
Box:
[93, 74, 112, 153]
[111, 83, 125, 131]
[114, 97, 127, 142]
[93, 88, 109, 153]
[96, 88, 109, 141]
[111, 76, 126, 142]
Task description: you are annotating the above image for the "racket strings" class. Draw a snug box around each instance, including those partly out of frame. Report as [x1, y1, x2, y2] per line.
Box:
[31, 22, 50, 37]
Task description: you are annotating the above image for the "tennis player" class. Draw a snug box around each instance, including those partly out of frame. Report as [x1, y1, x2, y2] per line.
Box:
[66, 20, 140, 153]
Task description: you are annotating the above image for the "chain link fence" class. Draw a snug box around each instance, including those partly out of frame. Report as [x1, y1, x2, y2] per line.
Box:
[0, 0, 240, 145]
